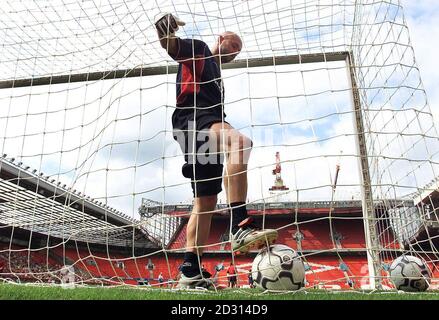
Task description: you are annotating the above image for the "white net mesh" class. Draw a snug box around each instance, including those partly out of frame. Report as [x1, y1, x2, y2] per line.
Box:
[0, 0, 437, 291]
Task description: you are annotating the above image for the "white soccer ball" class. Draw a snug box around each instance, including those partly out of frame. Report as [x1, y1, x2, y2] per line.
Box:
[251, 244, 305, 291]
[389, 255, 431, 292]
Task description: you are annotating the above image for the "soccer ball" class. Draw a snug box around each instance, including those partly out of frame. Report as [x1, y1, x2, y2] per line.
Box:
[389, 255, 431, 292]
[251, 244, 305, 291]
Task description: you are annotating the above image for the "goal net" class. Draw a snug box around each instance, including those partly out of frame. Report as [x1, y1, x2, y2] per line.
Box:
[0, 0, 437, 291]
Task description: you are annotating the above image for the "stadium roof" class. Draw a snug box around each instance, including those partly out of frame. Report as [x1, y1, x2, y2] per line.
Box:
[142, 199, 416, 219]
[0, 156, 157, 248]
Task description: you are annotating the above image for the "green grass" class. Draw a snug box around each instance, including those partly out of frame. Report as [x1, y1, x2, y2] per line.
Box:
[0, 283, 438, 300]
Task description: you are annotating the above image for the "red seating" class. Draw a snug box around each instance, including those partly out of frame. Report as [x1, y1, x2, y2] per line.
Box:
[331, 220, 366, 249]
[166, 216, 371, 256]
[168, 219, 229, 252]
[0, 245, 65, 283]
[168, 224, 187, 250]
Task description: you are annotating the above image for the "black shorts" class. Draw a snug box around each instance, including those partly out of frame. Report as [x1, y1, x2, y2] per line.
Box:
[173, 115, 228, 198]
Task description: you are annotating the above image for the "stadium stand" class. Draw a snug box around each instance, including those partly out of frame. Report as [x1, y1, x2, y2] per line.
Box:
[0, 192, 421, 289]
[0, 244, 65, 283]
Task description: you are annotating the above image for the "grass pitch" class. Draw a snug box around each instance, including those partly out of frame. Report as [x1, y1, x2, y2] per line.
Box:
[0, 283, 438, 300]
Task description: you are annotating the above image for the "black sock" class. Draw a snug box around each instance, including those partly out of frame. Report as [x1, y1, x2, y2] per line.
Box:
[181, 252, 201, 277]
[230, 202, 248, 234]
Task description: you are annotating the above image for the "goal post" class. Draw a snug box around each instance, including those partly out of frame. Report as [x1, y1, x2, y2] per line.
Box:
[346, 52, 382, 289]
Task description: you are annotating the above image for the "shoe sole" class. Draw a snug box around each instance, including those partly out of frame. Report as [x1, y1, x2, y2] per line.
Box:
[176, 283, 213, 290]
[176, 279, 214, 290]
[176, 285, 212, 290]
[233, 230, 278, 255]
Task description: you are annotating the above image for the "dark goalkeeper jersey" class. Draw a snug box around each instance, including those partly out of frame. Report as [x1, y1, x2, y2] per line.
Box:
[169, 38, 226, 130]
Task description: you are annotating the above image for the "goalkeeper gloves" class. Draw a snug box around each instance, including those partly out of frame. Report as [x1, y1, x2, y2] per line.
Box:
[155, 13, 185, 38]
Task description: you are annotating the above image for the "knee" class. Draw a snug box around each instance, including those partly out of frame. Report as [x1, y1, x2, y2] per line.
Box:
[234, 134, 253, 153]
[194, 195, 218, 210]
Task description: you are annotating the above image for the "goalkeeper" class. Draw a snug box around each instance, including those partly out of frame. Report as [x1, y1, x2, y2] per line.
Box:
[155, 13, 278, 289]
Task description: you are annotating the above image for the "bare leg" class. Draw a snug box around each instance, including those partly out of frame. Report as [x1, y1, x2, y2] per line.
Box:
[209, 122, 252, 204]
[186, 195, 217, 256]
[208, 122, 277, 254]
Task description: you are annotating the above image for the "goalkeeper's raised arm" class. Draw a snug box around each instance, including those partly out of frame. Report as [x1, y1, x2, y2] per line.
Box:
[155, 13, 185, 56]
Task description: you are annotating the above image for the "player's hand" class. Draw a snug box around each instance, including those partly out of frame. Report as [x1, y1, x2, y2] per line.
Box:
[155, 13, 185, 38]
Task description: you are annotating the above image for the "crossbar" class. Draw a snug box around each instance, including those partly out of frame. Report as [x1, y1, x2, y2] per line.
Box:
[0, 52, 349, 89]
